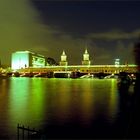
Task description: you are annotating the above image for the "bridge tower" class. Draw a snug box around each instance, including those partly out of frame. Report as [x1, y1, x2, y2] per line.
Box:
[115, 59, 120, 67]
[59, 50, 68, 66]
[82, 49, 91, 65]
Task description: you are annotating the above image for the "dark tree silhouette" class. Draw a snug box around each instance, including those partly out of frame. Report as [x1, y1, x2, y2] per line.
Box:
[126, 39, 140, 138]
[134, 41, 140, 66]
[46, 57, 58, 66]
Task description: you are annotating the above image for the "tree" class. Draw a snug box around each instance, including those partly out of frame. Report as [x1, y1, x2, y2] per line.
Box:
[46, 57, 58, 66]
[134, 41, 140, 67]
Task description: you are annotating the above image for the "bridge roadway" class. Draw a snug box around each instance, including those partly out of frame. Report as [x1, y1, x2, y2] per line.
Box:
[17, 65, 137, 74]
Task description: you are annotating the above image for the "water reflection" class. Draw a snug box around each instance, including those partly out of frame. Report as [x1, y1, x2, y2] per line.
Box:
[7, 78, 48, 138]
[0, 78, 121, 139]
[108, 79, 119, 122]
[0, 79, 10, 138]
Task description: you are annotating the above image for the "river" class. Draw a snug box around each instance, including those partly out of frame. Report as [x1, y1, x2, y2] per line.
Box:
[0, 77, 134, 139]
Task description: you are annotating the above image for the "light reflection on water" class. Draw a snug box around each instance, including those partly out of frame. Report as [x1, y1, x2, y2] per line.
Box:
[0, 78, 119, 138]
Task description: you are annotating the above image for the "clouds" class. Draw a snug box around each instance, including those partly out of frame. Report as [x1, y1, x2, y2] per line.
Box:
[0, 0, 48, 65]
[89, 40, 135, 65]
[0, 0, 85, 65]
[0, 0, 137, 66]
[87, 30, 140, 40]
[84, 30, 138, 64]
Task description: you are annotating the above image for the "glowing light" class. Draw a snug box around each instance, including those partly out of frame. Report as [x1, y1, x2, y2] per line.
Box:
[115, 59, 120, 67]
[11, 52, 29, 69]
[60, 50, 68, 66]
[61, 50, 67, 62]
[82, 49, 91, 65]
[11, 51, 46, 70]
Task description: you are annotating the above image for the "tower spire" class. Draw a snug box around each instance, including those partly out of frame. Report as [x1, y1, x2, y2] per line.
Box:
[85, 48, 88, 54]
[62, 50, 65, 55]
[82, 48, 91, 65]
[59, 50, 68, 66]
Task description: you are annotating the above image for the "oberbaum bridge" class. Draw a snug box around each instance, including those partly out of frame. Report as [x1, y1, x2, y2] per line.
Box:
[11, 49, 137, 77]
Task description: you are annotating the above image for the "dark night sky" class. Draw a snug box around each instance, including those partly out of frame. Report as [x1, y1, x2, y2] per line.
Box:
[32, 0, 140, 36]
[1, 0, 140, 66]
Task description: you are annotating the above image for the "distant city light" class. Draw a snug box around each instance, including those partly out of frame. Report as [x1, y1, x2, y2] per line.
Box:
[115, 59, 120, 67]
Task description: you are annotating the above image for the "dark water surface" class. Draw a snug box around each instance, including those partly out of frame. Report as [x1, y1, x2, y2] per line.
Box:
[0, 77, 134, 139]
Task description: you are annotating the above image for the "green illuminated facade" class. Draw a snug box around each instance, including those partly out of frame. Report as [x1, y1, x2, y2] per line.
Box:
[11, 51, 46, 69]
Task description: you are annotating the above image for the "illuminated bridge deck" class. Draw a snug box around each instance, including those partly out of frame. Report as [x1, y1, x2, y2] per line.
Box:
[17, 65, 137, 74]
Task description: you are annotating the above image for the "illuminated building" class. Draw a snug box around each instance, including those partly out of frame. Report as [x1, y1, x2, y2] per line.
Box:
[82, 49, 91, 65]
[115, 59, 120, 67]
[59, 50, 68, 66]
[11, 50, 137, 74]
[11, 51, 46, 69]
